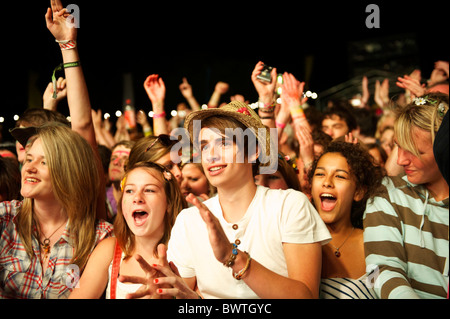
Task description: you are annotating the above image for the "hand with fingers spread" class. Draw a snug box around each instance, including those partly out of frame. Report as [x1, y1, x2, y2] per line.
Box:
[118, 244, 198, 299]
[118, 245, 172, 299]
[152, 245, 200, 299]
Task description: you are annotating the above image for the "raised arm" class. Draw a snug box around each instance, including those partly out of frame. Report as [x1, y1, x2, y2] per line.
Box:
[207, 81, 229, 108]
[45, 0, 106, 220]
[45, 1, 95, 147]
[143, 74, 168, 136]
[179, 77, 201, 111]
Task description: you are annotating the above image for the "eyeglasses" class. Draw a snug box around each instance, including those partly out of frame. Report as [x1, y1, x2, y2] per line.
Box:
[145, 134, 174, 153]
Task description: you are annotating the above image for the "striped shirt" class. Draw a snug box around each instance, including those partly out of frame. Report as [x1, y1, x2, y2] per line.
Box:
[0, 200, 114, 299]
[363, 176, 449, 299]
[320, 275, 377, 299]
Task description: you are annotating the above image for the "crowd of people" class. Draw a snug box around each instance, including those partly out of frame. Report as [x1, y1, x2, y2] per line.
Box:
[0, 0, 448, 299]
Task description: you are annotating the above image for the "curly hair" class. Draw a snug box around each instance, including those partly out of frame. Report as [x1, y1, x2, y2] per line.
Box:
[308, 140, 384, 229]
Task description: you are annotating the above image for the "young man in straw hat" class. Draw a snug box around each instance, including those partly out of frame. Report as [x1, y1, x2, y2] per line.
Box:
[157, 100, 331, 299]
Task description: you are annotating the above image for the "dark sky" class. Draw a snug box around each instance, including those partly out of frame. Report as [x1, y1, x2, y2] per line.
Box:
[1, 0, 448, 139]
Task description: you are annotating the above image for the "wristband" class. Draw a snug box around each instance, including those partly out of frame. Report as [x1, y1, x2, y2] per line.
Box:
[56, 39, 77, 50]
[257, 100, 276, 113]
[290, 105, 306, 119]
[260, 116, 274, 120]
[51, 61, 81, 98]
[153, 112, 166, 119]
[233, 251, 251, 280]
[275, 121, 286, 129]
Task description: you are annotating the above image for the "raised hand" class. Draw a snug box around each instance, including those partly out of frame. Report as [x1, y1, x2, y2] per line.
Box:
[185, 193, 231, 265]
[43, 77, 67, 110]
[251, 61, 278, 104]
[45, 0, 77, 41]
[179, 77, 194, 99]
[143, 74, 166, 107]
[396, 74, 426, 100]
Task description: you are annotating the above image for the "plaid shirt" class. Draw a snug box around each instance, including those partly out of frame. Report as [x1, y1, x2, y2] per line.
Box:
[0, 200, 113, 299]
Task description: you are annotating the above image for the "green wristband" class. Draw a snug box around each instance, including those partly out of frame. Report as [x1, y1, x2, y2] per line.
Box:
[52, 61, 81, 98]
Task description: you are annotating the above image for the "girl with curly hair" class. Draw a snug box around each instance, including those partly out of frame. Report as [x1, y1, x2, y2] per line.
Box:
[308, 140, 384, 298]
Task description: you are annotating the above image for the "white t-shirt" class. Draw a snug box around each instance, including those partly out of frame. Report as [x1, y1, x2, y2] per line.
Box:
[167, 186, 331, 299]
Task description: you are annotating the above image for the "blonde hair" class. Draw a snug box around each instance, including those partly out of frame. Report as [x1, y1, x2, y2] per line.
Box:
[16, 123, 101, 270]
[114, 161, 186, 258]
[394, 93, 449, 158]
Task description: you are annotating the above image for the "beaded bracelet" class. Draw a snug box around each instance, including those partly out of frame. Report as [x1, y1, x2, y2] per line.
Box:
[233, 251, 251, 280]
[223, 243, 238, 267]
[257, 100, 276, 113]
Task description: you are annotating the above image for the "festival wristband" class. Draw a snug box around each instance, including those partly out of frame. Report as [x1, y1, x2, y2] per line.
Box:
[275, 121, 286, 129]
[51, 61, 81, 98]
[153, 112, 166, 119]
[56, 39, 77, 50]
[290, 105, 305, 119]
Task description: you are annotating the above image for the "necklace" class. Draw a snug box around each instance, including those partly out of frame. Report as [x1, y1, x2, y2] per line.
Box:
[38, 221, 66, 260]
[329, 227, 354, 257]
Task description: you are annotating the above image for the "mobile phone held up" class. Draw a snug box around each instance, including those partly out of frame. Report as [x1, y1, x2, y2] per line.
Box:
[256, 64, 273, 83]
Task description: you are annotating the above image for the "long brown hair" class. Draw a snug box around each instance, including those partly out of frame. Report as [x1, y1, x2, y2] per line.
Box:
[113, 161, 186, 258]
[15, 123, 101, 270]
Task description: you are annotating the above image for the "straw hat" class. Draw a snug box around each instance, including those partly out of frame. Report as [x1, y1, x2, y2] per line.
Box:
[184, 101, 277, 171]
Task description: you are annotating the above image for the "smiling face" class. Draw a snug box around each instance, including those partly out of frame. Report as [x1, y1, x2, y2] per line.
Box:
[121, 167, 167, 239]
[311, 152, 363, 226]
[199, 127, 254, 189]
[396, 126, 442, 187]
[21, 137, 55, 201]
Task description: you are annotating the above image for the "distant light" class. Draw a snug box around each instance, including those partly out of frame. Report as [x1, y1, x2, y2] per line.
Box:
[171, 110, 178, 117]
[277, 87, 282, 95]
[13, 114, 19, 121]
[115, 110, 122, 117]
[305, 90, 312, 97]
[277, 74, 283, 84]
[276, 97, 282, 104]
[201, 104, 208, 110]
[311, 92, 318, 99]
[148, 111, 154, 117]
[249, 102, 258, 109]
[66, 116, 72, 122]
[350, 99, 361, 107]
[0, 117, 4, 123]
[104, 113, 111, 120]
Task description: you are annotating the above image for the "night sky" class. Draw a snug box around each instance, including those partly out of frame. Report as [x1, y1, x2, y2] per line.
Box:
[1, 0, 448, 140]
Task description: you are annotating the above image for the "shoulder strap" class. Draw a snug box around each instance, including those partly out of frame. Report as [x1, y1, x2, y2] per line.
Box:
[110, 240, 122, 299]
